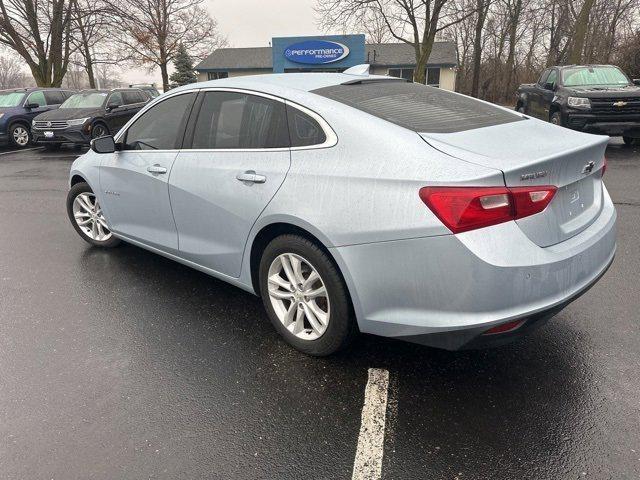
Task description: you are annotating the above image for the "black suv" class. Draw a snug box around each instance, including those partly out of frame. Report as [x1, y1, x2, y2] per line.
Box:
[516, 65, 640, 145]
[32, 88, 149, 148]
[0, 88, 75, 148]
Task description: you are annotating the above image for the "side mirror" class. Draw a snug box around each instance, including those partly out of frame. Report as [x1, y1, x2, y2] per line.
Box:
[633, 79, 640, 86]
[90, 135, 116, 154]
[25, 102, 40, 109]
[544, 82, 555, 91]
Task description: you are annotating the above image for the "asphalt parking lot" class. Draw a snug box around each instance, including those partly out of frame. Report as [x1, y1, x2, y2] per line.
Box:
[0, 140, 639, 480]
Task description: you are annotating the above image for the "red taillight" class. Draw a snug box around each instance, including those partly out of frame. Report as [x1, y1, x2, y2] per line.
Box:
[602, 156, 607, 176]
[482, 319, 525, 336]
[419, 185, 557, 233]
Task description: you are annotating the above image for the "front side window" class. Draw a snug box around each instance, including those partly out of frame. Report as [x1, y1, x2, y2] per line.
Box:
[191, 91, 289, 149]
[287, 106, 326, 147]
[26, 91, 46, 107]
[538, 69, 550, 86]
[61, 92, 108, 109]
[123, 92, 196, 150]
[107, 92, 123, 107]
[546, 69, 558, 87]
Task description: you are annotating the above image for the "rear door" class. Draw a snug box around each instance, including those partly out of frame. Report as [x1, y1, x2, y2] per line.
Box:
[169, 89, 291, 277]
[99, 91, 197, 252]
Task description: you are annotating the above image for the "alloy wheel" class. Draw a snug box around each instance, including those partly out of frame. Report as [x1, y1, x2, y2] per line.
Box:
[72, 192, 112, 241]
[267, 253, 330, 341]
[92, 125, 106, 139]
[12, 126, 29, 146]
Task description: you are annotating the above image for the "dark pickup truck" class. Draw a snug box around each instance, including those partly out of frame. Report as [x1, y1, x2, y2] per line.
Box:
[516, 65, 640, 145]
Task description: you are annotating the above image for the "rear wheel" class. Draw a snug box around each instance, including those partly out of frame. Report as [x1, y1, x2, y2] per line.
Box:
[550, 112, 562, 126]
[259, 234, 356, 356]
[623, 136, 636, 146]
[66, 182, 121, 248]
[8, 123, 31, 148]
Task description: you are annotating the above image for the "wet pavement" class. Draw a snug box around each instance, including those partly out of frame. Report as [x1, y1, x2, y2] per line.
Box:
[0, 140, 639, 479]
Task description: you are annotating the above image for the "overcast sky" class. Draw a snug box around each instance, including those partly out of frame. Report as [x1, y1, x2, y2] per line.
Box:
[126, 0, 327, 86]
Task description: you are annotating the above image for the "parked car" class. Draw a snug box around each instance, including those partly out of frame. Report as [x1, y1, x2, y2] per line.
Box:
[0, 88, 75, 148]
[516, 64, 640, 145]
[129, 83, 161, 99]
[32, 88, 149, 148]
[66, 69, 616, 356]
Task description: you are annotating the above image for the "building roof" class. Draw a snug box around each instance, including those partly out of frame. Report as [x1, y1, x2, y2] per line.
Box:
[195, 41, 457, 71]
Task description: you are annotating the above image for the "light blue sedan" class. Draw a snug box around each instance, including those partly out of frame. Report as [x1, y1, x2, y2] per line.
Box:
[66, 68, 616, 355]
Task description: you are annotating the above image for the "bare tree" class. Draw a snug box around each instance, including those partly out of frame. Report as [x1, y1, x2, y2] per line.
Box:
[317, 0, 477, 84]
[109, 0, 227, 91]
[0, 0, 74, 86]
[567, 0, 596, 63]
[0, 48, 30, 88]
[471, 0, 491, 96]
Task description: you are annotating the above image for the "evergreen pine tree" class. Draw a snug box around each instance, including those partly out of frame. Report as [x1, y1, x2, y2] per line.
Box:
[169, 44, 197, 89]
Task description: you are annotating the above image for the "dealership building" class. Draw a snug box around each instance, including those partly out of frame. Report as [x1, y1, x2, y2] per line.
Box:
[195, 34, 457, 91]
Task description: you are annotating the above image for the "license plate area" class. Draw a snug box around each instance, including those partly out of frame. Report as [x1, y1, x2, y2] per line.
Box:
[44, 131, 54, 138]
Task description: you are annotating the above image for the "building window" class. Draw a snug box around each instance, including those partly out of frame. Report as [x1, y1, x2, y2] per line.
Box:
[207, 72, 229, 80]
[426, 67, 440, 87]
[388, 68, 414, 81]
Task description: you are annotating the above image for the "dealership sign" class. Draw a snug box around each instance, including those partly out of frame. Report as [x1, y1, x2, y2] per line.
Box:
[284, 40, 350, 65]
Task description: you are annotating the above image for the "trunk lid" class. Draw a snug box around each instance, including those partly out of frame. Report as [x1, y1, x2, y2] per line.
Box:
[419, 119, 608, 247]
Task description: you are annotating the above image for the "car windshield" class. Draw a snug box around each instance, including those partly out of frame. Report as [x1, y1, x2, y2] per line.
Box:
[0, 92, 26, 107]
[60, 92, 108, 109]
[562, 66, 630, 87]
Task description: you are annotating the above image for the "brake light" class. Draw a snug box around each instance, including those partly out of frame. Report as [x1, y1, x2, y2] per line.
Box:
[419, 185, 557, 233]
[482, 319, 525, 335]
[602, 156, 607, 176]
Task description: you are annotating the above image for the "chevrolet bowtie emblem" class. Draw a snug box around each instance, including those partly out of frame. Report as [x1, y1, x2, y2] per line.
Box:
[582, 161, 596, 174]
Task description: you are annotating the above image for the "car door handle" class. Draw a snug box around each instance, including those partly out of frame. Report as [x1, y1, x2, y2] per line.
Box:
[147, 164, 167, 174]
[236, 170, 266, 184]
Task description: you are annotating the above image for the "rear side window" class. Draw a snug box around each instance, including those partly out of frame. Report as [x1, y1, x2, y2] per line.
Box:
[124, 92, 196, 150]
[312, 82, 524, 134]
[287, 106, 326, 147]
[44, 91, 64, 105]
[191, 91, 289, 149]
[122, 91, 140, 105]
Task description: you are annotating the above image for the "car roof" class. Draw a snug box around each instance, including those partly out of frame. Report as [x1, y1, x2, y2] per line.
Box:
[555, 64, 619, 70]
[0, 87, 73, 93]
[171, 72, 394, 97]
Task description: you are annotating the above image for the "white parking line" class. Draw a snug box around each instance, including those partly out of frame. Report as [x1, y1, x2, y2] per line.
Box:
[352, 368, 390, 480]
[0, 147, 42, 156]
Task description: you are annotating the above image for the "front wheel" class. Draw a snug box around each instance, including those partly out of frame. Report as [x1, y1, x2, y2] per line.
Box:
[259, 235, 356, 356]
[66, 182, 121, 248]
[623, 136, 636, 146]
[91, 122, 109, 139]
[9, 123, 31, 148]
[550, 112, 563, 126]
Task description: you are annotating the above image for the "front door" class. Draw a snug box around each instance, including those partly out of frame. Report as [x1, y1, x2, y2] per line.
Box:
[98, 92, 198, 252]
[169, 90, 291, 277]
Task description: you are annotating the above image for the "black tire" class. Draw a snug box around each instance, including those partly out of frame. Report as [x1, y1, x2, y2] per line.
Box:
[623, 136, 636, 146]
[66, 182, 121, 248]
[258, 234, 356, 356]
[516, 103, 527, 114]
[91, 122, 109, 139]
[43, 144, 62, 151]
[550, 112, 562, 126]
[8, 122, 31, 148]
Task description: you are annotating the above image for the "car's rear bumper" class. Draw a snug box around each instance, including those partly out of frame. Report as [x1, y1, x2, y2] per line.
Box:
[566, 112, 640, 136]
[332, 186, 617, 350]
[32, 126, 91, 145]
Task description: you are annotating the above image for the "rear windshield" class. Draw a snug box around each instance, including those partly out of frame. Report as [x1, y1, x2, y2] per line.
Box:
[312, 81, 523, 133]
